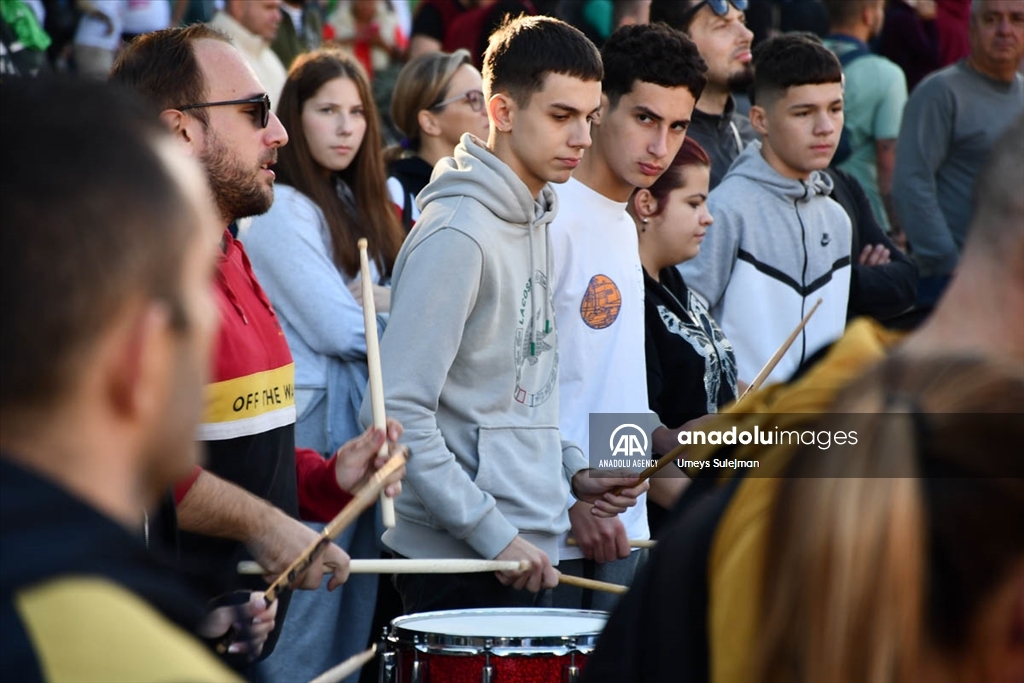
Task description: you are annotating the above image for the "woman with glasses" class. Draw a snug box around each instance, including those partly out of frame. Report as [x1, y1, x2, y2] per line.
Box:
[241, 47, 406, 683]
[385, 49, 490, 230]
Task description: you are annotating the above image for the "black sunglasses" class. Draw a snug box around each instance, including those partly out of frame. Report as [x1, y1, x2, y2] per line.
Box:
[680, 0, 748, 26]
[178, 93, 271, 128]
[430, 89, 486, 113]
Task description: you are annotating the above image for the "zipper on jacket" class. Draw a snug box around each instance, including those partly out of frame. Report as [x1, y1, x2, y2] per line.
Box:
[795, 191, 810, 367]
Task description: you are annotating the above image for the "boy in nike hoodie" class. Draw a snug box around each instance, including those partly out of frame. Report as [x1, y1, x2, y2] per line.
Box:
[680, 34, 853, 385]
[362, 15, 649, 613]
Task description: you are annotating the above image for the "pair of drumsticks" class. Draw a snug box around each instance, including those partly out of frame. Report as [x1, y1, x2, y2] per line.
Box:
[291, 288, 825, 683]
[255, 241, 634, 606]
[259, 256, 821, 605]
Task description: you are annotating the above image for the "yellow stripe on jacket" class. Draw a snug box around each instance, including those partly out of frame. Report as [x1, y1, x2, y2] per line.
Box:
[198, 363, 297, 441]
[15, 577, 240, 682]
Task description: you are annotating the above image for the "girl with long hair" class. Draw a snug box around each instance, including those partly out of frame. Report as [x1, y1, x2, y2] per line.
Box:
[243, 47, 405, 682]
[384, 48, 489, 230]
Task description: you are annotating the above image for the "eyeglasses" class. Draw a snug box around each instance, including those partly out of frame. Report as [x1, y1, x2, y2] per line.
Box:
[679, 0, 748, 26]
[178, 93, 271, 128]
[430, 89, 485, 113]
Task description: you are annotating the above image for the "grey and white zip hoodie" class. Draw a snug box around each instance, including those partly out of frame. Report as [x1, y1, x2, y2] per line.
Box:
[362, 134, 588, 562]
[679, 141, 852, 385]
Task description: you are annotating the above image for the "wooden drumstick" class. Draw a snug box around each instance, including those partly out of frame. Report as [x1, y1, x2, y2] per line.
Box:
[556, 571, 628, 595]
[308, 645, 377, 683]
[239, 558, 530, 575]
[263, 453, 406, 605]
[738, 298, 823, 402]
[567, 538, 656, 549]
[357, 238, 396, 529]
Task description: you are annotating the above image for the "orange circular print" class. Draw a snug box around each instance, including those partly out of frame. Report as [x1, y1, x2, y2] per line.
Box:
[580, 274, 622, 329]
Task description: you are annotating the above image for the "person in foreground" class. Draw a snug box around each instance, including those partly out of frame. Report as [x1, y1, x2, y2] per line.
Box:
[582, 112, 1024, 683]
[0, 78, 242, 682]
[110, 25, 405, 667]
[753, 354, 1024, 683]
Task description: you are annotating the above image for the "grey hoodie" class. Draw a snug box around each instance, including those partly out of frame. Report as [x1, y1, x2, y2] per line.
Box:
[679, 141, 852, 385]
[361, 134, 588, 562]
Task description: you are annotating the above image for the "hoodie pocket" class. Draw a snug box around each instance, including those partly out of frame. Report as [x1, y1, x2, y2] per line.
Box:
[474, 425, 568, 533]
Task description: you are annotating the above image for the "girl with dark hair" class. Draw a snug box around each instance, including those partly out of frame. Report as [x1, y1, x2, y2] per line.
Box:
[631, 137, 739, 431]
[243, 47, 405, 682]
[629, 137, 739, 533]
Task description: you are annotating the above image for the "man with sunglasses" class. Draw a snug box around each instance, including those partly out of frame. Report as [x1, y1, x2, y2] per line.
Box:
[651, 0, 758, 189]
[110, 24, 406, 667]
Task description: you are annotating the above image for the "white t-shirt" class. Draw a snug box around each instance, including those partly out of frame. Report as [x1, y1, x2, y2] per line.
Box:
[550, 177, 650, 562]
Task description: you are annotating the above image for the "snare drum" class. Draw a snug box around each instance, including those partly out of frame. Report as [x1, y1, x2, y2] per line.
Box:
[379, 608, 607, 683]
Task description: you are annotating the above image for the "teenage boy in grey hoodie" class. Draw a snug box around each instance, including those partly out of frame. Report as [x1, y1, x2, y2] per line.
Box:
[362, 15, 650, 613]
[679, 34, 853, 386]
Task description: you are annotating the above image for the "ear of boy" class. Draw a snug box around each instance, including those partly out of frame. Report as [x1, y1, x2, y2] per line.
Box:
[487, 92, 515, 136]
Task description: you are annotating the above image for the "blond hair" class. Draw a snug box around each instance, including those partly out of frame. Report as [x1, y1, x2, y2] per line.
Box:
[754, 354, 1024, 683]
[385, 49, 472, 163]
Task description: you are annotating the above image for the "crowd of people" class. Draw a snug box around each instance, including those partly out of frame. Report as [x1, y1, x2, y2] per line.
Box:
[2, 1, 1022, 682]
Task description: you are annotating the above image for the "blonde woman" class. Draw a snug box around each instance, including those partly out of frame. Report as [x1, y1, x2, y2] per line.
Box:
[756, 354, 1024, 683]
[385, 48, 490, 230]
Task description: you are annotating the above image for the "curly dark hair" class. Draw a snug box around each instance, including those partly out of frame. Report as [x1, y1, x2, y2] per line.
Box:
[602, 22, 708, 109]
[751, 33, 842, 107]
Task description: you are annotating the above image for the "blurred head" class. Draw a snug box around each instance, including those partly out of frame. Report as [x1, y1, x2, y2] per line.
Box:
[0, 79, 222, 501]
[969, 0, 1024, 80]
[961, 114, 1024, 279]
[389, 49, 490, 160]
[825, 0, 886, 39]
[276, 48, 404, 277]
[749, 34, 843, 179]
[351, 0, 379, 23]
[482, 15, 604, 196]
[613, 0, 652, 28]
[111, 26, 290, 224]
[595, 23, 707, 196]
[755, 353, 1024, 683]
[651, 0, 754, 94]
[630, 138, 714, 266]
[226, 0, 283, 42]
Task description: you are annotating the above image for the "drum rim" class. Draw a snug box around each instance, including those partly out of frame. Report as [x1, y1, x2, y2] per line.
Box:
[388, 607, 608, 651]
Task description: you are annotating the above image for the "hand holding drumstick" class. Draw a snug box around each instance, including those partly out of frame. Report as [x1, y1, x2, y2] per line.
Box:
[571, 469, 650, 517]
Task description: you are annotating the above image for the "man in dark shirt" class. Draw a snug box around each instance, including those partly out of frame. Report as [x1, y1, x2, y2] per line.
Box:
[651, 0, 758, 188]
